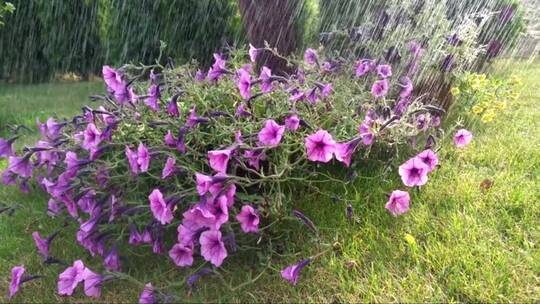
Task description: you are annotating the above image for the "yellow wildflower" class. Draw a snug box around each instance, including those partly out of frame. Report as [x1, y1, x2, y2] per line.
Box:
[472, 105, 484, 114]
[450, 87, 460, 96]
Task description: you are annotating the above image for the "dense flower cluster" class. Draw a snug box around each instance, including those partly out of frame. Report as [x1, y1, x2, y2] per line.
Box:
[451, 73, 522, 124]
[2, 45, 469, 300]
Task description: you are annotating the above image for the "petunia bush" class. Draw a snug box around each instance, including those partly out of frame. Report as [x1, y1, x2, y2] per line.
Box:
[2, 44, 450, 300]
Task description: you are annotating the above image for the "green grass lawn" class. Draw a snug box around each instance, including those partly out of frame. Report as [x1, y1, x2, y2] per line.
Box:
[1, 62, 539, 302]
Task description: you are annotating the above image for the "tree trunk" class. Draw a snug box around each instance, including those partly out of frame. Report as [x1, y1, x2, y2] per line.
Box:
[238, 0, 299, 76]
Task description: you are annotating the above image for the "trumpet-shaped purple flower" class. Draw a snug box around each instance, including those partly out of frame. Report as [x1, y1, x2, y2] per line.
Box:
[237, 69, 252, 100]
[139, 283, 155, 304]
[169, 243, 194, 267]
[281, 259, 311, 286]
[376, 64, 392, 78]
[149, 189, 173, 225]
[125, 146, 139, 175]
[0, 137, 15, 157]
[195, 69, 206, 82]
[385, 190, 410, 216]
[9, 265, 25, 299]
[208, 149, 231, 173]
[399, 157, 429, 187]
[32, 231, 49, 257]
[104, 246, 121, 272]
[304, 48, 318, 65]
[416, 149, 438, 172]
[235, 103, 252, 118]
[129, 224, 143, 245]
[144, 84, 160, 112]
[258, 120, 285, 147]
[162, 157, 177, 179]
[259, 66, 273, 93]
[285, 114, 300, 131]
[454, 129, 473, 148]
[103, 66, 123, 91]
[290, 90, 305, 102]
[358, 119, 375, 145]
[200, 230, 227, 267]
[137, 143, 150, 172]
[183, 204, 216, 229]
[305, 130, 336, 163]
[82, 268, 102, 298]
[195, 173, 212, 195]
[167, 98, 180, 117]
[8, 156, 33, 178]
[82, 123, 101, 150]
[164, 130, 176, 147]
[236, 205, 259, 233]
[399, 76, 413, 98]
[355, 59, 373, 77]
[58, 260, 85, 296]
[249, 44, 259, 62]
[335, 138, 361, 167]
[306, 87, 318, 104]
[371, 79, 389, 98]
[186, 106, 208, 128]
[243, 149, 267, 170]
[207, 53, 228, 82]
[321, 83, 333, 99]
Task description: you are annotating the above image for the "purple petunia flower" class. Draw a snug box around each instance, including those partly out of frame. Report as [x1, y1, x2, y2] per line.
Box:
[129, 224, 143, 245]
[104, 245, 121, 272]
[58, 260, 85, 296]
[385, 190, 410, 216]
[149, 189, 173, 225]
[305, 130, 336, 163]
[306, 87, 318, 104]
[376, 64, 392, 78]
[167, 98, 180, 117]
[371, 79, 389, 98]
[334, 138, 361, 167]
[144, 84, 160, 112]
[137, 143, 150, 173]
[285, 114, 300, 131]
[125, 146, 139, 175]
[236, 205, 259, 233]
[207, 53, 228, 82]
[183, 204, 216, 230]
[9, 265, 25, 299]
[208, 149, 231, 173]
[195, 69, 206, 82]
[398, 157, 430, 187]
[235, 103, 252, 118]
[200, 230, 227, 267]
[8, 156, 33, 178]
[169, 243, 194, 267]
[358, 118, 375, 145]
[82, 268, 102, 298]
[454, 129, 473, 148]
[162, 157, 177, 179]
[82, 123, 102, 150]
[304, 48, 318, 65]
[355, 59, 373, 77]
[164, 130, 176, 147]
[321, 83, 333, 99]
[259, 66, 273, 93]
[281, 259, 311, 286]
[399, 76, 413, 98]
[32, 231, 49, 257]
[243, 149, 267, 171]
[139, 283, 155, 304]
[416, 149, 438, 172]
[195, 173, 212, 195]
[0, 137, 15, 158]
[248, 44, 259, 63]
[258, 120, 285, 147]
[289, 90, 305, 102]
[237, 69, 252, 100]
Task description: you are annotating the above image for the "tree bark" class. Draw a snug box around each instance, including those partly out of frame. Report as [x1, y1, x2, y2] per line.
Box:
[238, 0, 299, 76]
